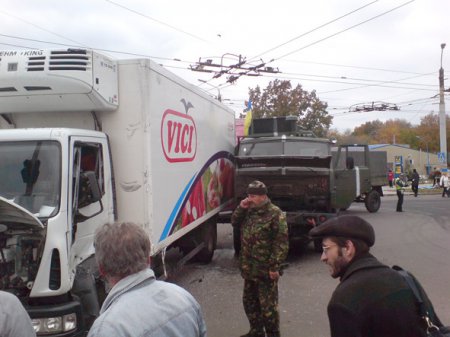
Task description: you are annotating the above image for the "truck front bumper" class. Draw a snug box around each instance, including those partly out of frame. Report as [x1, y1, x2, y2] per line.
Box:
[27, 300, 85, 337]
[286, 211, 336, 243]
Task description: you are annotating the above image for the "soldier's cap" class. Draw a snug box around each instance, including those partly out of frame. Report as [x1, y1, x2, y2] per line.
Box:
[246, 180, 268, 195]
[309, 215, 375, 247]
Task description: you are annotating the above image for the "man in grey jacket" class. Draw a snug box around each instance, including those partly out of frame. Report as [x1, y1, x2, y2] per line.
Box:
[0, 290, 36, 337]
[87, 222, 207, 337]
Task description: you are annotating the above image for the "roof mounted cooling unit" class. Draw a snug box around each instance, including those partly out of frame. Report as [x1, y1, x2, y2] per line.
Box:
[0, 49, 119, 113]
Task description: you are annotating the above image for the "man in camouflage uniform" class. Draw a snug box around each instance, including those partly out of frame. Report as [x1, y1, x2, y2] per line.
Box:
[231, 180, 289, 337]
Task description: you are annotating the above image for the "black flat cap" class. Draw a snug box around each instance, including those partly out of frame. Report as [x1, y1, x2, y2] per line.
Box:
[309, 215, 375, 247]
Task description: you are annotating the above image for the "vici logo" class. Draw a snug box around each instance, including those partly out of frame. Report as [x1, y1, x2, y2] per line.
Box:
[161, 109, 197, 162]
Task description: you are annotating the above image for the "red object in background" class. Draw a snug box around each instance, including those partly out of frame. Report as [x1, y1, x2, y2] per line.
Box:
[388, 171, 394, 181]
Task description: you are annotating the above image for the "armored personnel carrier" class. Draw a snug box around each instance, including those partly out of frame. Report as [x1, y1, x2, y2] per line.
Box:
[234, 116, 387, 252]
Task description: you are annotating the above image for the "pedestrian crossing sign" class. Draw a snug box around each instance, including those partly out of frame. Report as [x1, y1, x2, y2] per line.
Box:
[438, 152, 446, 163]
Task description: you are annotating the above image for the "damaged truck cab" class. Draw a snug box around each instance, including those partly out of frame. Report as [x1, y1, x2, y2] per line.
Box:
[0, 129, 112, 335]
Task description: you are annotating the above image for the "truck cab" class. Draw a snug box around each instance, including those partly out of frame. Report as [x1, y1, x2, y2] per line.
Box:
[0, 128, 113, 335]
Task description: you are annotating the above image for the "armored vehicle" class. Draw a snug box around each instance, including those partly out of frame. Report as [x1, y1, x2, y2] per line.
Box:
[234, 116, 387, 252]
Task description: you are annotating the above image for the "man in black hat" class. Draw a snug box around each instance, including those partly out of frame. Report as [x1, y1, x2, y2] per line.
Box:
[309, 215, 426, 337]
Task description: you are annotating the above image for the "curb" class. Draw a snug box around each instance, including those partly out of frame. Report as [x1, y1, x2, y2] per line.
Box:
[382, 187, 442, 196]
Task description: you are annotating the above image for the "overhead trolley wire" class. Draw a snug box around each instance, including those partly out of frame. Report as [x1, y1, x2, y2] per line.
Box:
[104, 0, 208, 42]
[0, 33, 197, 64]
[249, 0, 379, 61]
[272, 0, 415, 62]
[0, 9, 87, 47]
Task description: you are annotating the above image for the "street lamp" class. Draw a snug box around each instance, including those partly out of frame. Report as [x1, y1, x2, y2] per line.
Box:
[416, 136, 430, 175]
[198, 79, 222, 102]
[438, 43, 447, 167]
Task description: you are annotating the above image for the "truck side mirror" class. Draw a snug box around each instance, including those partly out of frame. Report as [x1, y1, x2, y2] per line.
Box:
[346, 157, 354, 170]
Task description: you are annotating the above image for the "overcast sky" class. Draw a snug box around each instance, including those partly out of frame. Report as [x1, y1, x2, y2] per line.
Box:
[1, 0, 449, 131]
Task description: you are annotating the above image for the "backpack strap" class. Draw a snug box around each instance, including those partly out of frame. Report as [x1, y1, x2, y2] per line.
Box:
[392, 265, 427, 316]
[392, 265, 441, 331]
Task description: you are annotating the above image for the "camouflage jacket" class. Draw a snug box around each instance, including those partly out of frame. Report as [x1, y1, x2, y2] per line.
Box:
[231, 200, 288, 280]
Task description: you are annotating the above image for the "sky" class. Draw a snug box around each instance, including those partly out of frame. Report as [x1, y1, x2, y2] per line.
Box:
[1, 0, 450, 132]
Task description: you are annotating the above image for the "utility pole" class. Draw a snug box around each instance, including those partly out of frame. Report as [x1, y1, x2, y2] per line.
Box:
[439, 43, 447, 167]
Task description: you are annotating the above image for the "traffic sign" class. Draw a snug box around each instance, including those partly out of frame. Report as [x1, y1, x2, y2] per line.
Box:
[438, 152, 446, 163]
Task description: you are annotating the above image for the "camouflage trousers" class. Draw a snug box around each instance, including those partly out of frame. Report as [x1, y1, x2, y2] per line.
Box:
[243, 278, 280, 337]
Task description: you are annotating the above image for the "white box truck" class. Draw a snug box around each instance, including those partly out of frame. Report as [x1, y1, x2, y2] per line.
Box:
[0, 48, 235, 336]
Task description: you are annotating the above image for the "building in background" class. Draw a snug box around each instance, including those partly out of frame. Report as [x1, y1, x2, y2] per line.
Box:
[369, 144, 440, 177]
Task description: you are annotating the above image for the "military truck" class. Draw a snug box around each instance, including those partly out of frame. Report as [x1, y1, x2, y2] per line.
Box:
[234, 116, 387, 252]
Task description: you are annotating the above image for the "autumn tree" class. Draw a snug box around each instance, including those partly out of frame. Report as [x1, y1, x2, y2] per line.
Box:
[248, 79, 332, 137]
[415, 112, 450, 153]
[377, 119, 414, 144]
[353, 120, 384, 143]
[328, 128, 368, 144]
[329, 112, 450, 154]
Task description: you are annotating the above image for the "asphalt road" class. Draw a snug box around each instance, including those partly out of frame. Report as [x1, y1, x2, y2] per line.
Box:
[169, 194, 450, 337]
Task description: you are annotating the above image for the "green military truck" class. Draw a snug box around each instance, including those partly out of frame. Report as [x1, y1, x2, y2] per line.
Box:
[234, 116, 387, 252]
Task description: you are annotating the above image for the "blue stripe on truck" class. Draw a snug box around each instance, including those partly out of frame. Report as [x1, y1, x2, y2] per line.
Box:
[159, 174, 196, 242]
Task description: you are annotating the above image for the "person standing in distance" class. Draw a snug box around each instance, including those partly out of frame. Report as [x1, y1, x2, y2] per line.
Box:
[394, 173, 407, 212]
[387, 169, 394, 188]
[88, 222, 207, 337]
[231, 180, 289, 337]
[411, 169, 420, 197]
[309, 215, 429, 337]
[0, 290, 36, 337]
[440, 172, 449, 197]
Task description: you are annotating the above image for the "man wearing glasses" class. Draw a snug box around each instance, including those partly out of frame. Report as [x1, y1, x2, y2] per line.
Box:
[309, 215, 426, 337]
[232, 180, 288, 337]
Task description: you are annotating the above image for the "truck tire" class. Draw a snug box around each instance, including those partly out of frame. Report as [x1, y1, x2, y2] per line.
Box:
[193, 220, 217, 264]
[365, 190, 381, 213]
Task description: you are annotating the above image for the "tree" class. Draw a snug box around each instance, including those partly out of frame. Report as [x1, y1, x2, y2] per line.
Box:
[415, 112, 450, 153]
[248, 79, 332, 137]
[329, 128, 367, 144]
[353, 120, 383, 141]
[329, 113, 450, 152]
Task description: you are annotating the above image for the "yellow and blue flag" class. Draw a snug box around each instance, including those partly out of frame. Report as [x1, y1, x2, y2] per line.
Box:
[243, 100, 252, 136]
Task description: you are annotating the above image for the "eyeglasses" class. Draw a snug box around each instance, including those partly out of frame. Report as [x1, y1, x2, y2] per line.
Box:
[321, 244, 338, 254]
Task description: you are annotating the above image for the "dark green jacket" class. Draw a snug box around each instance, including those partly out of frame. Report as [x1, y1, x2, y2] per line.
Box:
[231, 200, 288, 280]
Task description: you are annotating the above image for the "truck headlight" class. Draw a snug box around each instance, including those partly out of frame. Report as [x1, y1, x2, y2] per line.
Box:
[32, 313, 77, 334]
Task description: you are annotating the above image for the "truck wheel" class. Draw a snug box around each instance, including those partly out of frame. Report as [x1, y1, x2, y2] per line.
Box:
[194, 220, 217, 263]
[365, 190, 381, 213]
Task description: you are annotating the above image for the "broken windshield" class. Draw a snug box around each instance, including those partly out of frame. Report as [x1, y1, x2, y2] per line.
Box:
[0, 141, 61, 218]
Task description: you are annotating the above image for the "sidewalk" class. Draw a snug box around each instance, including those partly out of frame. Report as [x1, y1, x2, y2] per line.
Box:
[382, 183, 441, 196]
